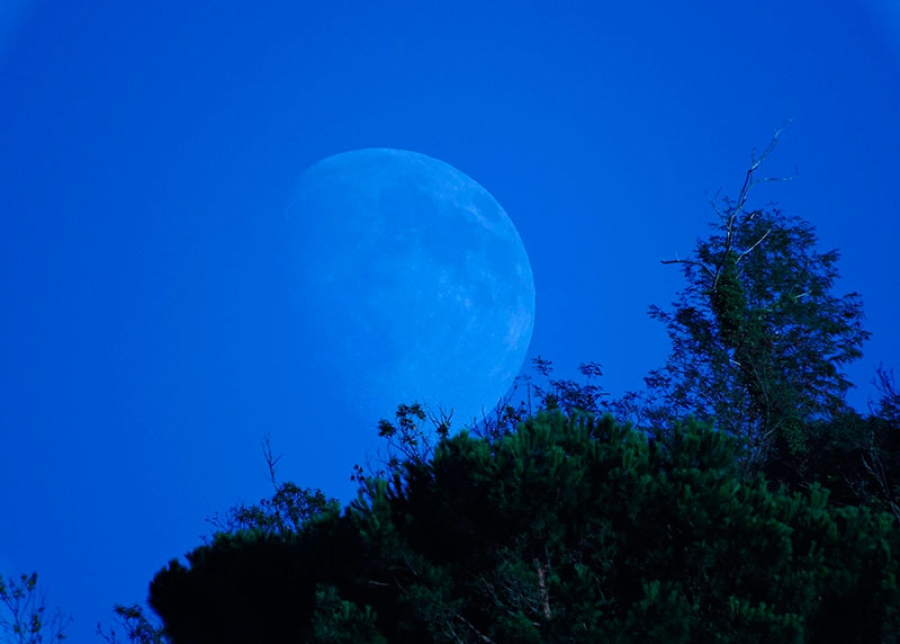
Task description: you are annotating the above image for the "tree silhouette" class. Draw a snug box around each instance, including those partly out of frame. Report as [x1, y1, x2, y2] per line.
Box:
[0, 572, 70, 644]
[632, 128, 869, 488]
[147, 413, 900, 642]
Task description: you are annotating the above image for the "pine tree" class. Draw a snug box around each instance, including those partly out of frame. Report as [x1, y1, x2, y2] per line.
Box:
[147, 412, 900, 642]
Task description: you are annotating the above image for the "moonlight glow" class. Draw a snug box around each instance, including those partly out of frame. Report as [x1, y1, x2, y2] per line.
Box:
[285, 148, 535, 429]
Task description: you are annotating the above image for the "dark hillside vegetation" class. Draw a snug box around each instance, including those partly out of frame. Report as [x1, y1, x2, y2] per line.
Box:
[147, 413, 900, 643]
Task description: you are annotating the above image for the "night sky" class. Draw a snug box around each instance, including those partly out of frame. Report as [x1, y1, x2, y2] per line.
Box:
[2, 1, 898, 641]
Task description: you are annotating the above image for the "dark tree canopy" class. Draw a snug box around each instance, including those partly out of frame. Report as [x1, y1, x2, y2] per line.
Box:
[636, 133, 870, 487]
[148, 413, 900, 643]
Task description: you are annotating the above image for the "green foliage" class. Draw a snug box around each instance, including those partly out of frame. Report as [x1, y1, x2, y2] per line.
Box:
[205, 436, 338, 539]
[309, 585, 386, 644]
[0, 572, 70, 644]
[638, 134, 870, 491]
[798, 376, 900, 520]
[205, 482, 335, 538]
[649, 206, 868, 455]
[147, 413, 900, 642]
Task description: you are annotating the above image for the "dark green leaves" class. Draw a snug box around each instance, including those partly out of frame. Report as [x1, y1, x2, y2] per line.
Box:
[148, 415, 900, 642]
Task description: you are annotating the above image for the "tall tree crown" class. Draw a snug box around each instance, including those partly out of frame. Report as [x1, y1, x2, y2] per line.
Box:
[646, 132, 869, 471]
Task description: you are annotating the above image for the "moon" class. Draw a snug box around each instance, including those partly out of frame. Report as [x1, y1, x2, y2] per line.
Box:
[284, 149, 535, 431]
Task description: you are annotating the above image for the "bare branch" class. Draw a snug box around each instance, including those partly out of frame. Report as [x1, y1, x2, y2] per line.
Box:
[534, 559, 552, 620]
[0, 572, 71, 644]
[736, 123, 796, 212]
[736, 228, 772, 263]
[660, 257, 717, 280]
[455, 612, 497, 644]
[262, 434, 282, 491]
[666, 125, 794, 289]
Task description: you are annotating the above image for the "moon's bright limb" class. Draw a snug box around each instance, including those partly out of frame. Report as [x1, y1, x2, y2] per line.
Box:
[285, 149, 535, 430]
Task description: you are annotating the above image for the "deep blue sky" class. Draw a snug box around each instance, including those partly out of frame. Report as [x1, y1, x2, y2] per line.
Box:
[2, 1, 898, 640]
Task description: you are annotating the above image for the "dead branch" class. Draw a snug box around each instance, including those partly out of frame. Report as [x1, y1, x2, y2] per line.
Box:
[662, 122, 796, 290]
[262, 434, 282, 490]
[455, 612, 498, 644]
[736, 228, 772, 263]
[660, 257, 717, 281]
[534, 559, 552, 620]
